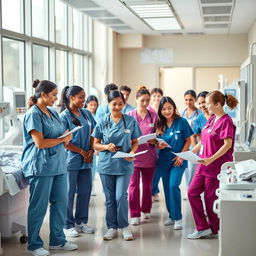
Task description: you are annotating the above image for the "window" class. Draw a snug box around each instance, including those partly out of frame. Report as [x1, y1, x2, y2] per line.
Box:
[2, 38, 24, 88]
[73, 9, 83, 49]
[83, 15, 89, 51]
[1, 0, 24, 33]
[32, 0, 48, 39]
[55, 0, 68, 45]
[55, 49, 68, 93]
[73, 53, 83, 86]
[32, 44, 49, 81]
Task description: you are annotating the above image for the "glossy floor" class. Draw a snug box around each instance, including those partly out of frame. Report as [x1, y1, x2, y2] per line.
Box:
[1, 176, 218, 256]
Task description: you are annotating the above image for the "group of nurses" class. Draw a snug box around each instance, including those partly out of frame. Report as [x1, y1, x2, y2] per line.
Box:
[181, 90, 203, 196]
[22, 80, 77, 256]
[187, 90, 237, 239]
[59, 86, 96, 237]
[127, 86, 158, 225]
[155, 97, 193, 230]
[92, 90, 141, 241]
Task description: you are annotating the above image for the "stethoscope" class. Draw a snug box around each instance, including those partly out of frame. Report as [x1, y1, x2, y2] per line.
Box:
[135, 109, 154, 128]
[105, 114, 130, 138]
[167, 120, 180, 140]
[35, 105, 62, 125]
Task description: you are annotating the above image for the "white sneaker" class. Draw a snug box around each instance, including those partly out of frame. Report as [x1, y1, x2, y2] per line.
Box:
[27, 248, 49, 256]
[122, 227, 133, 241]
[152, 194, 160, 202]
[183, 194, 188, 200]
[187, 229, 212, 239]
[103, 228, 118, 241]
[164, 218, 175, 226]
[64, 227, 79, 237]
[131, 217, 140, 226]
[75, 223, 95, 234]
[142, 213, 150, 220]
[174, 219, 182, 230]
[49, 242, 78, 251]
[91, 188, 96, 196]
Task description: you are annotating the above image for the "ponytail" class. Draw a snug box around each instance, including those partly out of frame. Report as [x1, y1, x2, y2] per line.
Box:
[225, 94, 238, 110]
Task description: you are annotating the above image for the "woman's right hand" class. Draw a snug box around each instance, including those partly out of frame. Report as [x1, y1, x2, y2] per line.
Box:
[157, 142, 168, 150]
[63, 133, 73, 145]
[105, 143, 116, 152]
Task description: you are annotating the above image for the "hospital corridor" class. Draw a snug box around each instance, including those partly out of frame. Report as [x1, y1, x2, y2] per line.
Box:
[1, 0, 256, 256]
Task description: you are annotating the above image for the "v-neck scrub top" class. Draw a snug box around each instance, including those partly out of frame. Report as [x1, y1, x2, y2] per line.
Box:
[21, 105, 67, 177]
[92, 114, 142, 175]
[60, 108, 96, 171]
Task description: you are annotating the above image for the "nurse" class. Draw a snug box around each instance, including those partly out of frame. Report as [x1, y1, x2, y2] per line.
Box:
[60, 86, 96, 237]
[149, 88, 164, 202]
[187, 90, 237, 239]
[156, 97, 193, 230]
[127, 86, 158, 225]
[119, 85, 135, 114]
[92, 91, 142, 241]
[21, 80, 77, 256]
[181, 90, 203, 197]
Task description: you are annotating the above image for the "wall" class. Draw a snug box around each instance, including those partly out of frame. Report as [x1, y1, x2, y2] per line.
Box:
[248, 19, 256, 55]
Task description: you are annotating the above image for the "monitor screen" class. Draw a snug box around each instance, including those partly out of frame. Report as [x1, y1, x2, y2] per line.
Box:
[246, 123, 256, 147]
[15, 94, 26, 108]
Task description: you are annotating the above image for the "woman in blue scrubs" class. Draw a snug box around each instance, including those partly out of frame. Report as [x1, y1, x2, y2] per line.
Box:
[60, 86, 96, 238]
[156, 97, 193, 230]
[92, 91, 142, 241]
[21, 80, 77, 256]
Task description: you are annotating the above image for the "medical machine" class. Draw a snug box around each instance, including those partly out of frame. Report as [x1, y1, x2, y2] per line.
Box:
[0, 87, 26, 146]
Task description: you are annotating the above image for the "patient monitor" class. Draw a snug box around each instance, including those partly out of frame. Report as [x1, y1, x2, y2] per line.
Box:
[0, 87, 26, 146]
[247, 123, 256, 151]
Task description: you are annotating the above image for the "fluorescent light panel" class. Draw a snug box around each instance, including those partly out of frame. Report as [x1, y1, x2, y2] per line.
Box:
[144, 17, 181, 30]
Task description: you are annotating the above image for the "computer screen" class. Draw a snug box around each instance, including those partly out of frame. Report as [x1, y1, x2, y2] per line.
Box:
[15, 94, 26, 108]
[246, 123, 256, 147]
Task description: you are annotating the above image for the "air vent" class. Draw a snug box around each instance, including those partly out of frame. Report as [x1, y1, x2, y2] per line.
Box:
[64, 0, 100, 9]
[205, 23, 228, 28]
[201, 0, 233, 3]
[111, 25, 132, 30]
[202, 6, 232, 15]
[83, 10, 114, 18]
[98, 19, 125, 25]
[204, 16, 230, 22]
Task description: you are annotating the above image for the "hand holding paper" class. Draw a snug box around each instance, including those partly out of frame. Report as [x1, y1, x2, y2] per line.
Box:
[58, 126, 83, 138]
[171, 151, 202, 163]
[112, 150, 148, 158]
[156, 138, 172, 148]
[138, 133, 156, 145]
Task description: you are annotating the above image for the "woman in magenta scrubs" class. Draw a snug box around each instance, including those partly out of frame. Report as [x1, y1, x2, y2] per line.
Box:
[128, 86, 158, 225]
[187, 90, 238, 239]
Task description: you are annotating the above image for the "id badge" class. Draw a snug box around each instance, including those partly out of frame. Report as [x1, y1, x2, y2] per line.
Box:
[124, 129, 131, 134]
[199, 144, 204, 155]
[149, 123, 154, 128]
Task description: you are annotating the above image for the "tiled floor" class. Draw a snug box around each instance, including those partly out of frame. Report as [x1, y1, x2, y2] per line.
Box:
[1, 176, 218, 256]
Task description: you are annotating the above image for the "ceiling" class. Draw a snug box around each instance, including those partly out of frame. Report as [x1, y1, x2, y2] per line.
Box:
[63, 0, 256, 35]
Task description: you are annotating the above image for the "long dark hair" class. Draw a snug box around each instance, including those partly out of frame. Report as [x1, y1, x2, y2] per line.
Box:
[28, 79, 57, 108]
[107, 90, 125, 103]
[85, 95, 99, 110]
[156, 96, 180, 134]
[151, 88, 163, 96]
[60, 85, 84, 126]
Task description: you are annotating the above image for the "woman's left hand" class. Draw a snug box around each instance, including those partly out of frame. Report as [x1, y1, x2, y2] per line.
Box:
[173, 156, 183, 167]
[83, 150, 94, 163]
[198, 157, 214, 166]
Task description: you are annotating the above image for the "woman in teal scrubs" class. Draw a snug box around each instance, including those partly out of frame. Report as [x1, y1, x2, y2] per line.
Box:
[92, 91, 142, 241]
[21, 80, 77, 256]
[60, 86, 96, 237]
[156, 97, 193, 230]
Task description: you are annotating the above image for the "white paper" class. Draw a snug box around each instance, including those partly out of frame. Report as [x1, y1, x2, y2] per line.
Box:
[138, 133, 156, 145]
[172, 151, 202, 163]
[156, 138, 172, 148]
[58, 126, 83, 138]
[112, 150, 148, 159]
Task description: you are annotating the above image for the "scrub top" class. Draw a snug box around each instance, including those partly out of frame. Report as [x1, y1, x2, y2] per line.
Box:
[157, 117, 194, 168]
[92, 114, 142, 175]
[197, 114, 236, 179]
[122, 103, 135, 114]
[94, 103, 109, 122]
[128, 109, 158, 168]
[181, 108, 202, 130]
[193, 112, 207, 135]
[148, 105, 157, 114]
[60, 108, 96, 171]
[21, 105, 67, 177]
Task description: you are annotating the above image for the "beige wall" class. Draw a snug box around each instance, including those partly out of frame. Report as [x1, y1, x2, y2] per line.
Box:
[248, 19, 256, 55]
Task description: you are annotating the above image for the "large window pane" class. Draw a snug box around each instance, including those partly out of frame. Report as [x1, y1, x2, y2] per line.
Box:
[55, 0, 68, 45]
[32, 0, 48, 39]
[73, 54, 83, 85]
[2, 38, 24, 88]
[1, 0, 24, 33]
[83, 15, 89, 51]
[73, 9, 83, 49]
[84, 56, 89, 89]
[32, 44, 49, 81]
[56, 49, 68, 94]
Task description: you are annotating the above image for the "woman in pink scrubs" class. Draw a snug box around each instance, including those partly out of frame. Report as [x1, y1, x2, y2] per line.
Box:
[187, 90, 238, 239]
[128, 86, 158, 225]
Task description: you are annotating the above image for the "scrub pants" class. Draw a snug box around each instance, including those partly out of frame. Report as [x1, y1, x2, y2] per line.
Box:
[129, 167, 155, 217]
[188, 172, 219, 234]
[159, 164, 185, 220]
[27, 174, 67, 251]
[100, 173, 131, 229]
[184, 161, 197, 188]
[65, 169, 92, 229]
[152, 168, 161, 196]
